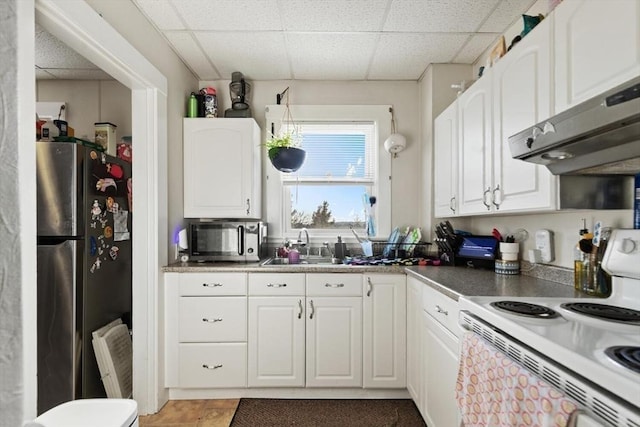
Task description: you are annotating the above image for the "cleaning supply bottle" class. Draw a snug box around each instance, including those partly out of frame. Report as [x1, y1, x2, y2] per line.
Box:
[334, 236, 347, 260]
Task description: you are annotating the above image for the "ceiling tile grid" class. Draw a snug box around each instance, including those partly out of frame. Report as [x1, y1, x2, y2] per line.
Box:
[37, 0, 542, 81]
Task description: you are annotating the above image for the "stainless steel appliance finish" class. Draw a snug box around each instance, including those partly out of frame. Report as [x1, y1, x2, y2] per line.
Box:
[36, 141, 132, 414]
[509, 76, 640, 175]
[187, 219, 267, 262]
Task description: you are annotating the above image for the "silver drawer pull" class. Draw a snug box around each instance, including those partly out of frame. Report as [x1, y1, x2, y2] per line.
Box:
[202, 283, 223, 287]
[298, 299, 303, 319]
[267, 283, 287, 288]
[202, 364, 223, 370]
[324, 283, 345, 288]
[202, 317, 223, 323]
[435, 305, 448, 316]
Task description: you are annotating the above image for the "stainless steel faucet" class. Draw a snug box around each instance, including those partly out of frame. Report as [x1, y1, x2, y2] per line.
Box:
[297, 228, 310, 256]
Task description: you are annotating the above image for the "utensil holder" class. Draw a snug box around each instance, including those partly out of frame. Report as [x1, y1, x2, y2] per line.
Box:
[499, 242, 519, 261]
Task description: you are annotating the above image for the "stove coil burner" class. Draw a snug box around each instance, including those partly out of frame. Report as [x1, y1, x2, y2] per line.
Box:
[605, 346, 640, 374]
[490, 301, 559, 318]
[560, 303, 640, 324]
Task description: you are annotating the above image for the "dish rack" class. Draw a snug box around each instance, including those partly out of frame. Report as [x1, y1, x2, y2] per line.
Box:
[368, 241, 433, 259]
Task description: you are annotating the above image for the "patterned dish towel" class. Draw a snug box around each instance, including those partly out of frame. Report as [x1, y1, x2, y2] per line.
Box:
[456, 332, 579, 427]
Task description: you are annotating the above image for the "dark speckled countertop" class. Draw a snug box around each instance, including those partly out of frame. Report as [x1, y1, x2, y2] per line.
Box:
[404, 266, 583, 301]
[163, 261, 584, 301]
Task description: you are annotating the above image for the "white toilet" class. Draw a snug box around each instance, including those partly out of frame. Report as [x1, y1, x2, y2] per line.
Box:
[27, 399, 138, 427]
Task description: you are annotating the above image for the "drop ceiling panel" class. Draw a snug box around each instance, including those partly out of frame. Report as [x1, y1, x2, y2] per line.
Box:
[286, 33, 378, 80]
[134, 0, 186, 30]
[195, 32, 290, 80]
[165, 32, 221, 80]
[369, 33, 469, 80]
[35, 24, 99, 69]
[479, 0, 538, 32]
[280, 0, 389, 31]
[172, 0, 282, 31]
[384, 0, 501, 33]
[453, 33, 501, 63]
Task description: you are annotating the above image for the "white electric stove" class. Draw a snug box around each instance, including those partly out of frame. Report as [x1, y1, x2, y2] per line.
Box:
[459, 229, 640, 426]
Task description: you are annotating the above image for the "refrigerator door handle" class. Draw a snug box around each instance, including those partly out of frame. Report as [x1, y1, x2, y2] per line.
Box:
[238, 225, 244, 255]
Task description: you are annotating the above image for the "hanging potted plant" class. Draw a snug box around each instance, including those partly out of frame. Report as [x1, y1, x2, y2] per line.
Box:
[265, 131, 306, 173]
[265, 87, 306, 173]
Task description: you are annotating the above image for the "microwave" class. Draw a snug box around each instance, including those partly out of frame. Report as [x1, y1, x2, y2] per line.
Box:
[187, 220, 267, 262]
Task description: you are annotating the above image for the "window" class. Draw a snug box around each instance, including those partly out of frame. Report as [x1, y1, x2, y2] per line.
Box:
[265, 105, 391, 241]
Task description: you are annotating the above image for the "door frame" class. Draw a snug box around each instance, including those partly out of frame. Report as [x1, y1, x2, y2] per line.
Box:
[31, 0, 168, 415]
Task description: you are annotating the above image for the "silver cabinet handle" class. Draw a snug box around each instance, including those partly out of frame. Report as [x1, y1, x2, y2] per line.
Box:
[309, 300, 315, 319]
[435, 305, 448, 316]
[325, 283, 344, 288]
[482, 186, 491, 210]
[492, 184, 502, 210]
[202, 364, 222, 370]
[449, 196, 456, 214]
[267, 283, 287, 288]
[366, 277, 372, 297]
[202, 317, 223, 323]
[202, 283, 223, 287]
[298, 299, 303, 319]
[246, 198, 250, 215]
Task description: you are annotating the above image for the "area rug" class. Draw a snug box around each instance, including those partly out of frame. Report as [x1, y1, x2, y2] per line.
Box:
[229, 398, 426, 427]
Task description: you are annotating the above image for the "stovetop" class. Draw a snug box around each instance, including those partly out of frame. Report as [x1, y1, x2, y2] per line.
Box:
[458, 229, 640, 411]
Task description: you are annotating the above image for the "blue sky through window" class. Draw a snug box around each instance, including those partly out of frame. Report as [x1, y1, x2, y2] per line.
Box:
[288, 130, 370, 228]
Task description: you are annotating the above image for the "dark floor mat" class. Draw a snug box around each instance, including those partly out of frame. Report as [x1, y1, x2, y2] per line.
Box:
[229, 398, 426, 427]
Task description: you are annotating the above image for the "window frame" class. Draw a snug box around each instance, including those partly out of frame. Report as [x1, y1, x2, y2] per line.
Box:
[264, 105, 392, 244]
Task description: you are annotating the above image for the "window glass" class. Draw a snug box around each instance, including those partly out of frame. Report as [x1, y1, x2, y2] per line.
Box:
[283, 122, 376, 233]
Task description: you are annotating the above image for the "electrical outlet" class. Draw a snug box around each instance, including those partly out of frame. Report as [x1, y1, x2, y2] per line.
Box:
[535, 229, 555, 263]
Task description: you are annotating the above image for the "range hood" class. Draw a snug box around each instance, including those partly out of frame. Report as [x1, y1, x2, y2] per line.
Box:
[509, 76, 640, 175]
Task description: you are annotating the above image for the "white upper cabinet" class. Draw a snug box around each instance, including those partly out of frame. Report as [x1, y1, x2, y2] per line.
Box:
[183, 118, 261, 219]
[457, 75, 493, 215]
[433, 102, 459, 217]
[491, 16, 556, 213]
[554, 0, 640, 112]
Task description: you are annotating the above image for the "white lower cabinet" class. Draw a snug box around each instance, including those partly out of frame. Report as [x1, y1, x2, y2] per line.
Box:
[165, 272, 248, 388]
[306, 274, 363, 388]
[406, 277, 423, 404]
[363, 274, 406, 388]
[419, 280, 461, 427]
[247, 273, 305, 387]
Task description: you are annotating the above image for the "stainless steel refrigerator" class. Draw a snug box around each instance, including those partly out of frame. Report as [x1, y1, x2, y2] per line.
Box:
[36, 141, 132, 414]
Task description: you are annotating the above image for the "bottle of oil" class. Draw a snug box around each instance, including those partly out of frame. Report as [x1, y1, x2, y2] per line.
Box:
[574, 219, 592, 292]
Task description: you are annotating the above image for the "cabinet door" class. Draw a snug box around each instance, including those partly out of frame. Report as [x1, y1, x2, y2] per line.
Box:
[433, 102, 459, 217]
[458, 76, 493, 215]
[306, 296, 362, 387]
[491, 17, 556, 213]
[362, 274, 406, 388]
[421, 311, 460, 427]
[555, 0, 640, 112]
[183, 118, 261, 218]
[248, 296, 305, 387]
[406, 277, 422, 405]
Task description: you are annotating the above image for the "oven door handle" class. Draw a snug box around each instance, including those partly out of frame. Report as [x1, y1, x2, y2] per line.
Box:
[568, 409, 602, 427]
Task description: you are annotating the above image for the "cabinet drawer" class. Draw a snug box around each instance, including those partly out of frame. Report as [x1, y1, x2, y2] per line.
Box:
[248, 273, 305, 296]
[421, 284, 460, 338]
[180, 273, 247, 296]
[306, 274, 362, 296]
[179, 297, 247, 342]
[178, 343, 247, 388]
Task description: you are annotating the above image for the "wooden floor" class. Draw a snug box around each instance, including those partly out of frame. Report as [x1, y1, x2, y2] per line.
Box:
[139, 400, 239, 427]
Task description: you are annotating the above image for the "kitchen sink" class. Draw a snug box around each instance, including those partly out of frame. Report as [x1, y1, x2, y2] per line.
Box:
[260, 256, 343, 266]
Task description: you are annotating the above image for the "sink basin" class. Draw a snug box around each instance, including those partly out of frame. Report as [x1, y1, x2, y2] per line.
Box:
[261, 256, 342, 266]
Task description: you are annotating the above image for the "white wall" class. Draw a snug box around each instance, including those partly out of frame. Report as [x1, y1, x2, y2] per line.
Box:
[84, 0, 198, 258]
[200, 79, 423, 239]
[37, 80, 132, 139]
[2, 0, 37, 424]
